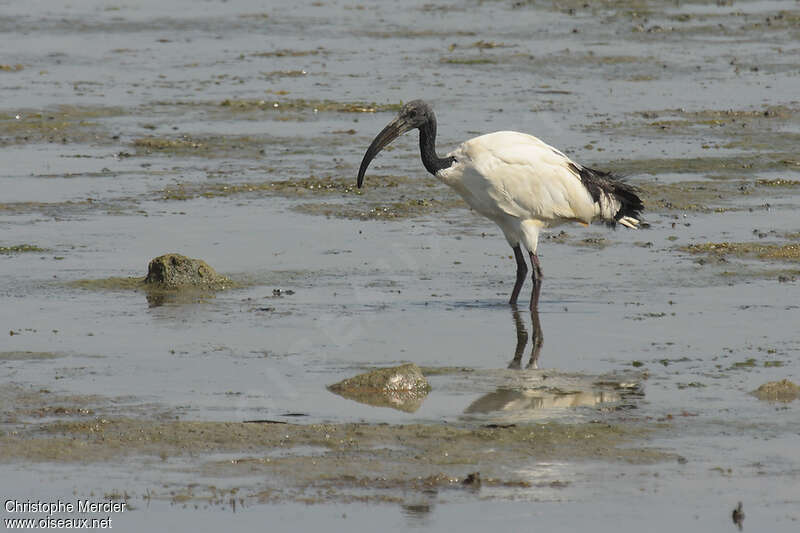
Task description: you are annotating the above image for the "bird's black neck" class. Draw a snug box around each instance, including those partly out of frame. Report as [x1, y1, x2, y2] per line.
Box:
[419, 115, 455, 176]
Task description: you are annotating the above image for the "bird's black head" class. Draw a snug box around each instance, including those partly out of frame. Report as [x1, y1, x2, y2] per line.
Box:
[357, 100, 434, 188]
[398, 100, 434, 129]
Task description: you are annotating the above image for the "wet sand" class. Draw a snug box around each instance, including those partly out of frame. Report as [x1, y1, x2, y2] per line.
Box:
[2, 0, 799, 531]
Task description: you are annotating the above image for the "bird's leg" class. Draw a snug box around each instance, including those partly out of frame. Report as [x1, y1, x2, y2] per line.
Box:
[528, 251, 543, 311]
[509, 245, 528, 306]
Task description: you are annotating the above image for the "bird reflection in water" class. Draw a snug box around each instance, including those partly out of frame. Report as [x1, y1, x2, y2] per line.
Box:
[463, 307, 629, 420]
[508, 304, 543, 370]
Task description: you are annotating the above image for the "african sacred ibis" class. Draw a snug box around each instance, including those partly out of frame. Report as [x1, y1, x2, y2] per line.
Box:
[357, 100, 644, 310]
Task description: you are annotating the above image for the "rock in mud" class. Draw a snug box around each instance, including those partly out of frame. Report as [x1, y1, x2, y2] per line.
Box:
[328, 363, 431, 413]
[751, 379, 800, 402]
[144, 253, 231, 290]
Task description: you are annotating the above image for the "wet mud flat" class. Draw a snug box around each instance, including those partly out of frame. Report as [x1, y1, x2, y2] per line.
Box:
[2, 0, 800, 531]
[0, 384, 672, 504]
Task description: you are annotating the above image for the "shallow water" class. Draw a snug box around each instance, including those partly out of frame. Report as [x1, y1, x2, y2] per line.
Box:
[2, 0, 799, 530]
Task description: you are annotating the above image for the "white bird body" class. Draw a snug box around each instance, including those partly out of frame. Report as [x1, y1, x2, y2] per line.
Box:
[357, 100, 643, 310]
[437, 131, 618, 254]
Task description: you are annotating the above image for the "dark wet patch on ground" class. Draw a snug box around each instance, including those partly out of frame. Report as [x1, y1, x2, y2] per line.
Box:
[293, 197, 465, 221]
[143, 98, 403, 124]
[0, 198, 145, 219]
[131, 133, 307, 159]
[157, 175, 405, 201]
[153, 173, 468, 220]
[609, 153, 800, 178]
[681, 242, 800, 262]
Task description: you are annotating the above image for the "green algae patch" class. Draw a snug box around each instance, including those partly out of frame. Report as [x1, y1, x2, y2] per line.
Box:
[154, 174, 466, 220]
[219, 98, 402, 114]
[0, 244, 47, 254]
[755, 178, 800, 187]
[730, 358, 758, 370]
[0, 376, 673, 505]
[293, 197, 464, 220]
[2, 416, 672, 468]
[440, 56, 498, 65]
[610, 153, 799, 177]
[634, 175, 800, 213]
[419, 366, 475, 376]
[0, 105, 123, 146]
[575, 237, 609, 249]
[638, 105, 800, 126]
[249, 49, 322, 58]
[595, 104, 800, 165]
[636, 181, 723, 212]
[67, 255, 236, 294]
[0, 351, 64, 361]
[132, 133, 276, 159]
[133, 136, 204, 151]
[681, 242, 800, 263]
[157, 175, 404, 201]
[0, 384, 104, 425]
[67, 277, 145, 291]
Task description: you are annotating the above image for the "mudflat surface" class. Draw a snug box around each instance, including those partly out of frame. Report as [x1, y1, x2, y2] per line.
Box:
[1, 1, 799, 531]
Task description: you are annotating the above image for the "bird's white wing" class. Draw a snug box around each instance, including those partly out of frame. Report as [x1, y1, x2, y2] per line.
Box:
[451, 131, 596, 224]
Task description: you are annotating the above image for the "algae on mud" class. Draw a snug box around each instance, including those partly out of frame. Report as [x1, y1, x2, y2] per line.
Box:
[0, 382, 677, 505]
[0, 244, 47, 254]
[1, 414, 674, 502]
[155, 174, 466, 220]
[219, 98, 403, 114]
[66, 254, 235, 296]
[681, 242, 800, 263]
[0, 351, 64, 361]
[157, 175, 395, 201]
[0, 105, 123, 146]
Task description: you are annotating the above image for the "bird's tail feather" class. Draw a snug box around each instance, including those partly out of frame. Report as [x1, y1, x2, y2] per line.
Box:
[569, 163, 644, 228]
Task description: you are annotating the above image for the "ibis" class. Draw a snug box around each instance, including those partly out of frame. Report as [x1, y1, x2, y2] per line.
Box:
[356, 100, 643, 310]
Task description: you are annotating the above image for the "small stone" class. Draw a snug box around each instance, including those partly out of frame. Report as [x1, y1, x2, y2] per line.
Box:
[751, 379, 800, 402]
[462, 472, 481, 487]
[328, 363, 431, 412]
[732, 502, 745, 529]
[144, 253, 231, 290]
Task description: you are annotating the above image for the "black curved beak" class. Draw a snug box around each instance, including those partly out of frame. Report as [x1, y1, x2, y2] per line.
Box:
[357, 115, 413, 188]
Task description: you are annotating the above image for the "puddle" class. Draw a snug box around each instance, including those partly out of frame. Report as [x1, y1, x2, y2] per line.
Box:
[2, 0, 799, 531]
